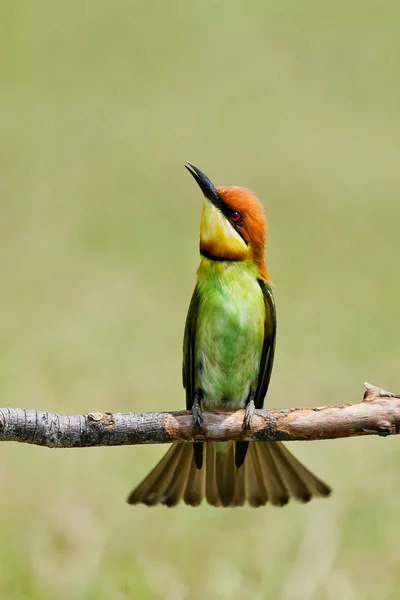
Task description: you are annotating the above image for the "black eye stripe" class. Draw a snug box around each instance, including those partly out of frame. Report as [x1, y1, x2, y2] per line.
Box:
[215, 193, 248, 245]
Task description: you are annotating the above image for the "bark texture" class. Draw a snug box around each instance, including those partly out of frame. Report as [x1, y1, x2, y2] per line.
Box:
[0, 383, 398, 449]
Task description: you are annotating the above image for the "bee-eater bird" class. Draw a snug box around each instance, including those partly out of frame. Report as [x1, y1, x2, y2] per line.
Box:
[128, 163, 331, 507]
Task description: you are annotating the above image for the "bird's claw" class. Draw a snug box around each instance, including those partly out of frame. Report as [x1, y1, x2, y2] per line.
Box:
[243, 398, 255, 431]
[192, 394, 204, 430]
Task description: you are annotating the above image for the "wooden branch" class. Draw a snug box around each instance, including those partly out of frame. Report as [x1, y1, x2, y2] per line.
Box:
[0, 383, 399, 449]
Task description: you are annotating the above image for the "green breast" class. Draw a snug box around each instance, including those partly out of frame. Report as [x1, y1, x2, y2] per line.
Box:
[195, 258, 265, 410]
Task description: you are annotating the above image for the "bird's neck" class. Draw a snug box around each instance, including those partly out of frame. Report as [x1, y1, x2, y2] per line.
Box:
[197, 255, 260, 283]
[198, 249, 271, 283]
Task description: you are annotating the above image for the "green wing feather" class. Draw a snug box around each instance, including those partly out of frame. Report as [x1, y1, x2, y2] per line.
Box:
[182, 286, 200, 410]
[254, 280, 277, 409]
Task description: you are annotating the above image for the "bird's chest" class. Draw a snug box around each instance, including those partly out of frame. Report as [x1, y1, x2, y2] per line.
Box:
[195, 267, 265, 409]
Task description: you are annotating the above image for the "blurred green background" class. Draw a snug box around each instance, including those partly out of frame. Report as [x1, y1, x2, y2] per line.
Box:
[1, 1, 400, 598]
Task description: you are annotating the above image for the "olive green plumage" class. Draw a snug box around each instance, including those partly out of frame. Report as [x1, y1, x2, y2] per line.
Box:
[184, 258, 273, 411]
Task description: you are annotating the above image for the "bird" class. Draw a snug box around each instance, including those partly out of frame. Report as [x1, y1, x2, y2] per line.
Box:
[127, 163, 331, 507]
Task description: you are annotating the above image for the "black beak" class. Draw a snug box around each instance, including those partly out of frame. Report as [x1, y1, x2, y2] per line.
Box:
[185, 162, 223, 210]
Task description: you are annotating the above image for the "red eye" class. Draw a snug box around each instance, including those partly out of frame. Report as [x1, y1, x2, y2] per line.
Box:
[230, 211, 242, 223]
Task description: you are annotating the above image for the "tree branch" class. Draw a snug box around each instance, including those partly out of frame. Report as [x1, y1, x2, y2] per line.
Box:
[0, 383, 399, 449]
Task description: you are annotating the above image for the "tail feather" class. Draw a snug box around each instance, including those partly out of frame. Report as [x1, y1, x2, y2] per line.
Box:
[254, 443, 289, 506]
[215, 444, 236, 507]
[245, 443, 269, 507]
[183, 457, 205, 506]
[127, 441, 331, 507]
[127, 443, 184, 505]
[160, 444, 193, 506]
[232, 462, 246, 507]
[205, 443, 222, 507]
[270, 443, 331, 499]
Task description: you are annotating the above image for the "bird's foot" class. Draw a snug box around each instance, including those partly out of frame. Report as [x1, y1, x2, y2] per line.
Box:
[192, 393, 204, 431]
[243, 398, 255, 431]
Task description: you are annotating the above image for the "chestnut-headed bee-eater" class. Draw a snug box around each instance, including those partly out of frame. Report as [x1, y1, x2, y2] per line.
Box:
[128, 163, 331, 507]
